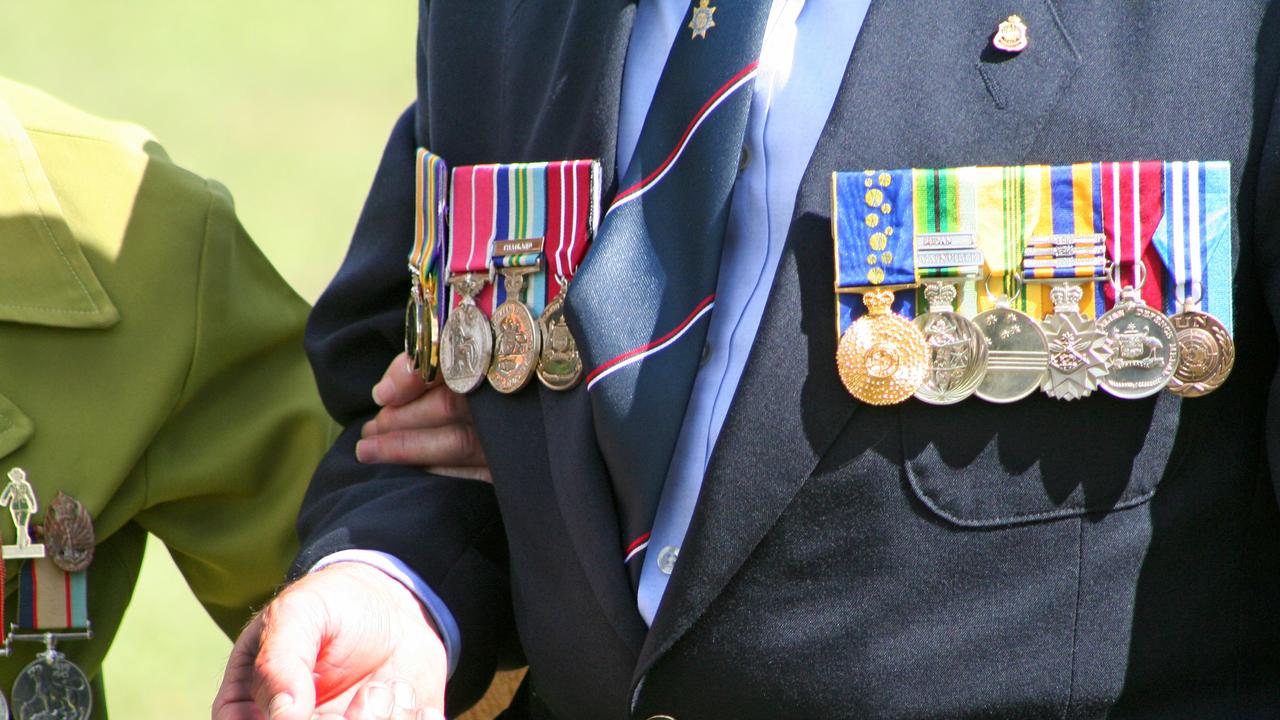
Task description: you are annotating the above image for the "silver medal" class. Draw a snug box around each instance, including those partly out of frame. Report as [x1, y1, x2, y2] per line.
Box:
[0, 689, 9, 720]
[973, 299, 1049, 404]
[912, 283, 987, 405]
[439, 273, 494, 394]
[1039, 283, 1114, 400]
[12, 650, 92, 720]
[1097, 286, 1179, 399]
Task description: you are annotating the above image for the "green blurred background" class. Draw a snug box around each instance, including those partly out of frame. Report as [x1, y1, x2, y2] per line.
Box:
[0, 3, 417, 716]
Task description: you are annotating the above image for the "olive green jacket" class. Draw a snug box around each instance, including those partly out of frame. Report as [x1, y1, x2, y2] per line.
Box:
[0, 78, 335, 716]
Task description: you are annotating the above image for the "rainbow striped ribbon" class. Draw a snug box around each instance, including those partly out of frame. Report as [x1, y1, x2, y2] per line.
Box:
[17, 558, 88, 630]
[450, 160, 599, 318]
[413, 150, 449, 327]
[833, 161, 1233, 337]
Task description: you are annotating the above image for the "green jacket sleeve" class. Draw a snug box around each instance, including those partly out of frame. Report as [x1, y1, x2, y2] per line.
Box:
[133, 180, 336, 637]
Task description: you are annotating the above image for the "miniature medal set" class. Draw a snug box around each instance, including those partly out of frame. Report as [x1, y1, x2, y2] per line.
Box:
[832, 162, 1235, 406]
[0, 469, 95, 720]
[405, 150, 601, 394]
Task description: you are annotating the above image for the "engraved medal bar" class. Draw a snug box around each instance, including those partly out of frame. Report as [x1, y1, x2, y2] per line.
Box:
[1024, 233, 1115, 400]
[440, 165, 498, 394]
[537, 159, 600, 391]
[406, 149, 449, 383]
[831, 170, 928, 405]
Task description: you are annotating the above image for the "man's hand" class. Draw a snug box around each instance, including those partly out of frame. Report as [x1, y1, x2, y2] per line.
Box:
[357, 353, 491, 482]
[212, 563, 447, 720]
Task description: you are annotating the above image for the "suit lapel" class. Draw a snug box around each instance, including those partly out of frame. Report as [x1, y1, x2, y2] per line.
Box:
[634, 0, 1081, 682]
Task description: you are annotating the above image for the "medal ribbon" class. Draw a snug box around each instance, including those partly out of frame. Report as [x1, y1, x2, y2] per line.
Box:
[449, 165, 500, 314]
[17, 558, 87, 630]
[1100, 161, 1167, 309]
[912, 167, 980, 312]
[832, 169, 919, 335]
[413, 149, 449, 325]
[1150, 160, 1234, 333]
[543, 159, 600, 299]
[1022, 233, 1108, 280]
[489, 162, 548, 314]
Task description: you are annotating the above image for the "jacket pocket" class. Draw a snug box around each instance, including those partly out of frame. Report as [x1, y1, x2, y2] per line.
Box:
[899, 391, 1185, 527]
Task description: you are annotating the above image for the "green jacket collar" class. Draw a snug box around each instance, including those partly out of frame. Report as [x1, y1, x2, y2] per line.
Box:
[0, 94, 117, 329]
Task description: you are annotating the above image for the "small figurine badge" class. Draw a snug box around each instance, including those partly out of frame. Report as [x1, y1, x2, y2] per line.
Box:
[1, 468, 44, 560]
[993, 14, 1029, 53]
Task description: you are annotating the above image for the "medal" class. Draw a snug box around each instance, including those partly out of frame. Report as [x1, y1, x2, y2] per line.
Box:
[913, 281, 987, 405]
[440, 273, 493, 394]
[1148, 161, 1236, 396]
[837, 288, 929, 405]
[404, 150, 449, 383]
[8, 486, 96, 720]
[832, 170, 929, 404]
[973, 277, 1049, 403]
[536, 160, 599, 390]
[12, 646, 92, 720]
[1168, 299, 1234, 397]
[487, 239, 544, 394]
[1023, 233, 1113, 400]
[1097, 266, 1179, 399]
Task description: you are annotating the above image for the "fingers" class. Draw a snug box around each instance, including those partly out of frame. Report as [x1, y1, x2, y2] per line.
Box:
[342, 680, 428, 720]
[248, 593, 326, 720]
[356, 424, 487, 469]
[372, 353, 432, 408]
[212, 615, 268, 720]
[425, 465, 492, 483]
[362, 384, 471, 438]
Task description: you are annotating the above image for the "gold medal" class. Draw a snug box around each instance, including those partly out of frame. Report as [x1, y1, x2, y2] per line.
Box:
[1168, 300, 1235, 397]
[404, 276, 440, 383]
[836, 288, 929, 405]
[537, 287, 583, 390]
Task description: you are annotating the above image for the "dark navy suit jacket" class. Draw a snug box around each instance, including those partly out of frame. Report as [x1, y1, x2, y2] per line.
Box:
[300, 2, 1280, 718]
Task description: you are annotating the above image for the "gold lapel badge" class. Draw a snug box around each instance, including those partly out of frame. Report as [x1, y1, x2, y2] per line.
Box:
[689, 0, 717, 40]
[993, 14, 1029, 53]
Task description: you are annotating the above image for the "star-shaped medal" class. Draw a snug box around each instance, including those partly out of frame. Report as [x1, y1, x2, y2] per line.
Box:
[689, 0, 717, 39]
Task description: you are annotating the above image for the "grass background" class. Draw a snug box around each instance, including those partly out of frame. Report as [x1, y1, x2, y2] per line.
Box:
[0, 3, 421, 717]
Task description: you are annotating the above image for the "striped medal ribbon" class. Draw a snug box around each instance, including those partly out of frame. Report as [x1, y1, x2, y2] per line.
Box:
[439, 165, 499, 394]
[1027, 231, 1113, 400]
[485, 163, 549, 394]
[406, 149, 449, 382]
[537, 160, 600, 391]
[910, 168, 988, 405]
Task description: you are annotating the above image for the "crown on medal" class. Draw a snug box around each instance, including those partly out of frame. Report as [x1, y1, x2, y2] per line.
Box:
[923, 283, 958, 308]
[1049, 283, 1084, 309]
[863, 288, 896, 314]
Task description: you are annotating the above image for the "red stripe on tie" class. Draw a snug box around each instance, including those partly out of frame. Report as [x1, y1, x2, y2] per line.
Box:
[586, 294, 716, 386]
[611, 60, 760, 207]
[624, 532, 652, 564]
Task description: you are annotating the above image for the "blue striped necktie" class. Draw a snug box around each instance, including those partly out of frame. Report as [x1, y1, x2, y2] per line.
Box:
[566, 1, 773, 587]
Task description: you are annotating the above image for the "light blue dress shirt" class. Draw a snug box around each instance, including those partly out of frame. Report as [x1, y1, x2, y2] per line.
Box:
[626, 0, 867, 625]
[323, 0, 871, 670]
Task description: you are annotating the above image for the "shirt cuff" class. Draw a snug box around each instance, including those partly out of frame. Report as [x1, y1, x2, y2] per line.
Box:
[309, 549, 460, 678]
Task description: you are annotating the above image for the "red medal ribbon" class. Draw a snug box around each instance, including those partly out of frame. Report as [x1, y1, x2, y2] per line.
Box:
[1100, 161, 1166, 309]
[543, 160, 599, 299]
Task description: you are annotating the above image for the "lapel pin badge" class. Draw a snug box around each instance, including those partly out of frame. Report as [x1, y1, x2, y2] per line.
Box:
[689, 0, 717, 40]
[993, 14, 1029, 53]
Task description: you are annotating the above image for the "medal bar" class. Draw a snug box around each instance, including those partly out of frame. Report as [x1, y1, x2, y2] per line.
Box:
[405, 149, 449, 383]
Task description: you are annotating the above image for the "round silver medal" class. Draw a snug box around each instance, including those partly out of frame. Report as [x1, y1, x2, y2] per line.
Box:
[1097, 289, 1179, 399]
[440, 300, 493, 394]
[912, 284, 988, 405]
[973, 303, 1049, 403]
[12, 653, 92, 720]
[1168, 305, 1234, 397]
[0, 688, 9, 720]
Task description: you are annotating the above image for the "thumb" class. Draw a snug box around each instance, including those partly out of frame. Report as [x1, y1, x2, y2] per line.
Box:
[250, 595, 325, 720]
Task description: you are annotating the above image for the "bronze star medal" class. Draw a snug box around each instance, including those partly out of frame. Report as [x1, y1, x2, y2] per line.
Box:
[689, 0, 716, 39]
